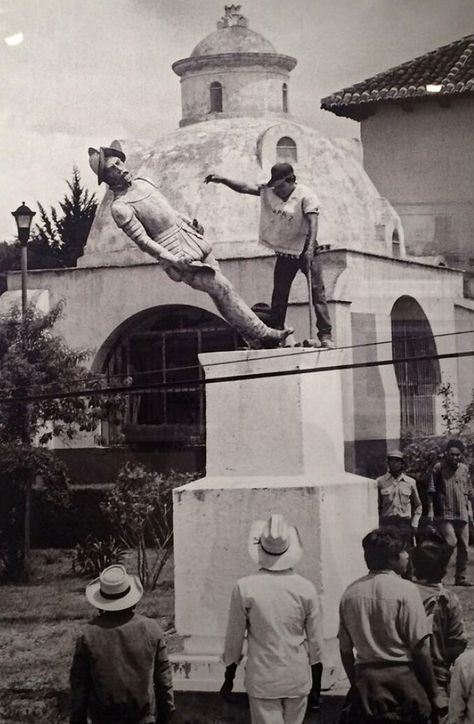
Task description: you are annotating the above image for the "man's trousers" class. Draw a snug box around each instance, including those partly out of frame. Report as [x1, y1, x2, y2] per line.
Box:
[248, 695, 307, 724]
[269, 252, 332, 339]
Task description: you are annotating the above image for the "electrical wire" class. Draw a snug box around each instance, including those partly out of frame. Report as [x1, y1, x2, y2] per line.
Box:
[1, 326, 473, 399]
[0, 348, 472, 405]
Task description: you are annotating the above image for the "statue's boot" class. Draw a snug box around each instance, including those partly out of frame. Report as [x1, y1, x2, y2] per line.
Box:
[180, 262, 292, 349]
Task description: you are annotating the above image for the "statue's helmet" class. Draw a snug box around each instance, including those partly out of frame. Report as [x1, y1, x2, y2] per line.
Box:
[88, 141, 126, 185]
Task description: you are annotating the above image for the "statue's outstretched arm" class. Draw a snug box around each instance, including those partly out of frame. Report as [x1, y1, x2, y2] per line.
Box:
[111, 201, 180, 267]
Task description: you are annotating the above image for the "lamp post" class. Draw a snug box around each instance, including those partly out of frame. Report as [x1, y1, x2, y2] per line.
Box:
[11, 202, 35, 318]
[11, 202, 35, 580]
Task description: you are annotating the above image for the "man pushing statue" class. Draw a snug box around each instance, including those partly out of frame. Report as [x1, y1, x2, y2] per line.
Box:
[88, 142, 292, 349]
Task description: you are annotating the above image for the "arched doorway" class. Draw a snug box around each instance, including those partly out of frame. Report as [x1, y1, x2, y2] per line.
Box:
[101, 305, 240, 449]
[391, 296, 441, 435]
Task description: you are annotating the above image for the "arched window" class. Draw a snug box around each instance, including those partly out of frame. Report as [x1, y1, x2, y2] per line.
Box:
[282, 83, 288, 113]
[210, 81, 223, 112]
[101, 305, 240, 448]
[391, 296, 441, 435]
[392, 228, 401, 258]
[276, 136, 297, 163]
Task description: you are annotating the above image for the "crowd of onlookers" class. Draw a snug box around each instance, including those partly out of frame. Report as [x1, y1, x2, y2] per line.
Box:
[69, 438, 474, 724]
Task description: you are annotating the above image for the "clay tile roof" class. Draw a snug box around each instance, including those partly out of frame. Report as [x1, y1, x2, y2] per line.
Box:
[321, 34, 474, 120]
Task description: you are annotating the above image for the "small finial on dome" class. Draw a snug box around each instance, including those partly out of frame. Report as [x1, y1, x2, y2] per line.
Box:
[217, 5, 249, 30]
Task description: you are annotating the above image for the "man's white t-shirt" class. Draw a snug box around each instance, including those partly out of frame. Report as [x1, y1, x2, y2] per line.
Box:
[258, 182, 319, 256]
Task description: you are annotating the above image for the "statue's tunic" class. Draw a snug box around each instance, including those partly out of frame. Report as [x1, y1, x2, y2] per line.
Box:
[109, 178, 289, 348]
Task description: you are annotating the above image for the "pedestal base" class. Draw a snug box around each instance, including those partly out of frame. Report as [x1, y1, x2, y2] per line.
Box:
[172, 473, 377, 691]
[169, 653, 338, 692]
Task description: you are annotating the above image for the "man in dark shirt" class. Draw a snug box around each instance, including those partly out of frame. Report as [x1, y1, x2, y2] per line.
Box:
[412, 527, 467, 722]
[428, 439, 474, 586]
[70, 564, 174, 724]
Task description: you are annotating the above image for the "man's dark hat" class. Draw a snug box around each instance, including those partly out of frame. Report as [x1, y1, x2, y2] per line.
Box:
[266, 162, 295, 187]
[88, 140, 126, 185]
[251, 302, 273, 325]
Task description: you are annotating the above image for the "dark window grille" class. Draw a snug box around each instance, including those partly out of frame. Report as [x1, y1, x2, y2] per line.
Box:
[102, 306, 240, 447]
[276, 136, 297, 163]
[282, 83, 288, 113]
[391, 297, 440, 436]
[210, 81, 223, 112]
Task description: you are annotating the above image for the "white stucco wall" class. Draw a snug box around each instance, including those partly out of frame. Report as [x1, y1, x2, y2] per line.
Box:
[6, 250, 471, 468]
[179, 65, 290, 123]
[361, 97, 474, 267]
[82, 118, 403, 267]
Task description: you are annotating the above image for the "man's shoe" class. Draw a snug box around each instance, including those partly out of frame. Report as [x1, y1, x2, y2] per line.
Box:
[320, 335, 335, 349]
[455, 580, 474, 587]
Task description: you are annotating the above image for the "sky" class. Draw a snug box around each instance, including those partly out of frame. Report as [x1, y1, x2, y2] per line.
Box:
[1, 0, 474, 240]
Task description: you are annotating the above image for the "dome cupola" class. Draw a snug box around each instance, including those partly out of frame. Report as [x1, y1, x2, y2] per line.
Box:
[172, 5, 297, 127]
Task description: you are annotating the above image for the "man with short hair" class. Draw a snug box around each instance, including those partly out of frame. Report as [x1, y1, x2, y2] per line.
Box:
[428, 439, 474, 586]
[222, 513, 323, 724]
[412, 527, 466, 722]
[338, 528, 446, 723]
[377, 449, 422, 546]
[205, 164, 334, 347]
[87, 143, 292, 350]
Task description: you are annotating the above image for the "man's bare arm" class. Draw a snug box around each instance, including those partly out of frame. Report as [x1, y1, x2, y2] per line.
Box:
[412, 638, 447, 716]
[205, 174, 260, 196]
[339, 648, 355, 686]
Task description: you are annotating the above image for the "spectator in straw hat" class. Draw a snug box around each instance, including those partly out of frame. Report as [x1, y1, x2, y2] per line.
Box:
[222, 513, 323, 724]
[70, 564, 174, 724]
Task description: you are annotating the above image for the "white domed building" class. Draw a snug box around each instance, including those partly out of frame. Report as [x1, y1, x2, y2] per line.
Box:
[4, 5, 472, 477]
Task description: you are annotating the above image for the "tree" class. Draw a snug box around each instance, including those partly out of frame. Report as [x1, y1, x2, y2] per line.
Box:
[0, 302, 124, 580]
[0, 167, 98, 276]
[101, 464, 196, 591]
[34, 166, 97, 267]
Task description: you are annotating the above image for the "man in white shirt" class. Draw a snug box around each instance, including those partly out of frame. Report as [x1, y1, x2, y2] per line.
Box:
[449, 649, 474, 723]
[205, 163, 334, 347]
[222, 513, 323, 724]
[339, 528, 446, 724]
[377, 449, 423, 545]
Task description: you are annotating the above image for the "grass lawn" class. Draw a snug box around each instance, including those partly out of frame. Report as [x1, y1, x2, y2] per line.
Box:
[3, 549, 474, 722]
[0, 549, 180, 703]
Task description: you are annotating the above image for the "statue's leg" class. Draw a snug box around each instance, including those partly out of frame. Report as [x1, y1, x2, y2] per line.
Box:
[181, 257, 292, 348]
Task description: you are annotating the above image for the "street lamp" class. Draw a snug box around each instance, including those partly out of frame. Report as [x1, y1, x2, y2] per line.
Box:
[11, 202, 35, 318]
[11, 202, 35, 582]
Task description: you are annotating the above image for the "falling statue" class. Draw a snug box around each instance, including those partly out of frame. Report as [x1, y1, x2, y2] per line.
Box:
[88, 143, 292, 349]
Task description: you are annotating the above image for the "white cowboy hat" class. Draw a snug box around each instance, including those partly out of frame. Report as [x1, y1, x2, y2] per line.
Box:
[88, 140, 126, 185]
[248, 513, 303, 571]
[85, 564, 143, 611]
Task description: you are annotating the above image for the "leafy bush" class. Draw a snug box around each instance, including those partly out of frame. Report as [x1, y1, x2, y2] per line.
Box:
[100, 464, 196, 591]
[72, 535, 126, 576]
[401, 384, 474, 516]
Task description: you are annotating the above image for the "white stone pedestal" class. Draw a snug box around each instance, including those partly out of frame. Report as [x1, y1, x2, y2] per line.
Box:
[170, 348, 377, 691]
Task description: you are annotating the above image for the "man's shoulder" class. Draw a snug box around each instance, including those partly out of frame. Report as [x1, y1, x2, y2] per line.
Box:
[343, 572, 418, 599]
[401, 472, 417, 485]
[295, 182, 316, 197]
[376, 472, 391, 486]
[456, 648, 474, 671]
[341, 572, 374, 598]
[291, 572, 318, 595]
